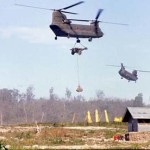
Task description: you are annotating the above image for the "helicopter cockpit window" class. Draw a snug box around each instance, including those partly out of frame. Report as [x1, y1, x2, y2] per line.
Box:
[62, 14, 67, 20]
[63, 19, 71, 24]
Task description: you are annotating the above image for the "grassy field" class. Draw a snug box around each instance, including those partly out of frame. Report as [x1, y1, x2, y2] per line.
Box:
[0, 123, 150, 149]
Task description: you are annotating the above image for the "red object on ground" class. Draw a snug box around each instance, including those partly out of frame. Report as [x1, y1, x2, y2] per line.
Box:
[113, 135, 120, 140]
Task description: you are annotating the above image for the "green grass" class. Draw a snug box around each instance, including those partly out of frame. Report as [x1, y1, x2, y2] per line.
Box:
[51, 137, 65, 145]
[69, 138, 84, 145]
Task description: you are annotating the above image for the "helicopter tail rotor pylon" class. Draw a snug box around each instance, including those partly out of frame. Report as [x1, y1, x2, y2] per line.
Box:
[93, 9, 103, 34]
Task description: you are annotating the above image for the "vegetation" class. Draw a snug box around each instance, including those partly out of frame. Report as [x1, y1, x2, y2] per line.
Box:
[0, 87, 147, 125]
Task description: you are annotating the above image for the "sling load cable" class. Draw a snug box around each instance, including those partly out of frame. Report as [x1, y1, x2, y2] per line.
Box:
[72, 41, 82, 92]
[80, 42, 87, 49]
[71, 41, 85, 92]
[76, 42, 86, 92]
[77, 54, 80, 85]
[76, 50, 83, 92]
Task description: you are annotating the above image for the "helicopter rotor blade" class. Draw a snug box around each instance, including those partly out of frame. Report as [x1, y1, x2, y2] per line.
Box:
[15, 3, 53, 11]
[61, 1, 84, 10]
[107, 64, 132, 68]
[99, 21, 128, 26]
[61, 11, 78, 15]
[136, 70, 150, 73]
[69, 9, 104, 23]
[15, 3, 78, 14]
[106, 65, 121, 68]
[68, 19, 128, 26]
[68, 19, 90, 22]
[95, 9, 103, 20]
[69, 9, 103, 23]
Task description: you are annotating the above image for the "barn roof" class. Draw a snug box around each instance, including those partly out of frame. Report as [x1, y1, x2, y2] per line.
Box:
[123, 107, 150, 122]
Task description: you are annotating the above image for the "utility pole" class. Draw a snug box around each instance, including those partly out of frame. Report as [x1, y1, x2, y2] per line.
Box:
[1, 113, 3, 126]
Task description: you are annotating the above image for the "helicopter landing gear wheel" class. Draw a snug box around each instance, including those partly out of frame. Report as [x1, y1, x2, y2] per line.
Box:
[55, 36, 57, 40]
[71, 50, 75, 55]
[88, 37, 92, 42]
[77, 39, 80, 43]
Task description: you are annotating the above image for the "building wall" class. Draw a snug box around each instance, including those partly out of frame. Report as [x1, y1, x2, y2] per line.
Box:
[128, 118, 138, 132]
[138, 123, 150, 132]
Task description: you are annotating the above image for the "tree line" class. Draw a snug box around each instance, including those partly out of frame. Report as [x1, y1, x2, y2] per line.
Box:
[0, 86, 147, 125]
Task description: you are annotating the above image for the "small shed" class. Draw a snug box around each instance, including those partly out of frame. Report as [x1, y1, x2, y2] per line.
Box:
[122, 107, 150, 132]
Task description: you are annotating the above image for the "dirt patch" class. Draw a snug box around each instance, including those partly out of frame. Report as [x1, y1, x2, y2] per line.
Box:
[129, 132, 150, 141]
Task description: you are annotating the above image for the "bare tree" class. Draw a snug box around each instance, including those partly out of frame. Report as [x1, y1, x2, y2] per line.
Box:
[49, 87, 54, 100]
[26, 86, 35, 102]
[133, 93, 144, 107]
[0, 87, 148, 124]
[49, 87, 59, 100]
[65, 88, 72, 100]
[96, 90, 105, 100]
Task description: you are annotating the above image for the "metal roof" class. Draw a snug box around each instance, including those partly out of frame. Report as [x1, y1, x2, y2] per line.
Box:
[123, 107, 150, 122]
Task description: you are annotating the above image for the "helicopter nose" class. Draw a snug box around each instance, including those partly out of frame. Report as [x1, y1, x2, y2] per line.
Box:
[101, 32, 104, 37]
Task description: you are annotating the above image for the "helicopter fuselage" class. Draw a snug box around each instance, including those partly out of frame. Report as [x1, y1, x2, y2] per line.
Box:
[118, 69, 138, 82]
[109, 63, 150, 82]
[50, 23, 103, 38]
[49, 11, 103, 40]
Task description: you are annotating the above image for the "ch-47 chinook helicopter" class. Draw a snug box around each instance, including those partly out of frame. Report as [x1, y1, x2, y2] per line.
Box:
[15, 1, 127, 43]
[108, 63, 150, 82]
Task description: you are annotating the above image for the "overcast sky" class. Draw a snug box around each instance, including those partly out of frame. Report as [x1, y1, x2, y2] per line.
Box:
[1, 0, 150, 103]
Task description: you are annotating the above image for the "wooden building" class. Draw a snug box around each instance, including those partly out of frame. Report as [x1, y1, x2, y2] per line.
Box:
[122, 107, 150, 132]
